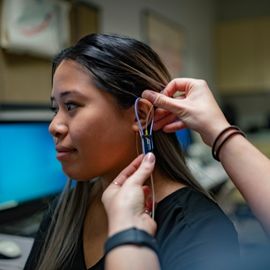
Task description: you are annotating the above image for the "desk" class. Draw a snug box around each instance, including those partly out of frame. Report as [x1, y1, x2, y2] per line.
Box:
[0, 234, 33, 270]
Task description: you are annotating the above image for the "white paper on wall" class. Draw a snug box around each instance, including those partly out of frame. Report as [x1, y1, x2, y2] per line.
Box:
[0, 0, 70, 58]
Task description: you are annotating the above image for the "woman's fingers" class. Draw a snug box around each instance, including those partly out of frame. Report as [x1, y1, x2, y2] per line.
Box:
[112, 154, 144, 186]
[125, 153, 156, 186]
[142, 185, 153, 213]
[153, 113, 179, 131]
[107, 152, 155, 189]
[154, 108, 171, 122]
[162, 78, 195, 96]
[162, 121, 186, 133]
[142, 90, 184, 116]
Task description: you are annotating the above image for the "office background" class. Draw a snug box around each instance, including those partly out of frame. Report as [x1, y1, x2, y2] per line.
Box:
[1, 0, 270, 269]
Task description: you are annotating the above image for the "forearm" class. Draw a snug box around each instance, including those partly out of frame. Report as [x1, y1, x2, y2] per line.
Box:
[105, 246, 160, 270]
[219, 134, 270, 235]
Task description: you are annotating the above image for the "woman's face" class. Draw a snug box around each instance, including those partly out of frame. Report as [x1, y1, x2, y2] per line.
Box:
[49, 60, 137, 182]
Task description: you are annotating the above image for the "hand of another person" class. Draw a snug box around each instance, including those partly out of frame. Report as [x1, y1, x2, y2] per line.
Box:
[142, 78, 230, 146]
[102, 153, 157, 237]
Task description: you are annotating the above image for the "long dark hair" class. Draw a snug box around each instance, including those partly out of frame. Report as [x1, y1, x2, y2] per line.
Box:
[37, 33, 209, 270]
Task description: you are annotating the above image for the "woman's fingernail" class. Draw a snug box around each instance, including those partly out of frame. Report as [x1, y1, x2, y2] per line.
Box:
[142, 90, 156, 101]
[144, 152, 155, 163]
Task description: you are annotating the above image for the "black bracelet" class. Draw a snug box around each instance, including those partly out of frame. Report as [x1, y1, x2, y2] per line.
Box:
[215, 130, 246, 161]
[104, 227, 159, 257]
[212, 126, 239, 158]
[212, 125, 246, 161]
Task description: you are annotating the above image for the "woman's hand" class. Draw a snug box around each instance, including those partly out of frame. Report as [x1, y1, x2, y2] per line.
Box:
[102, 153, 157, 237]
[142, 78, 230, 146]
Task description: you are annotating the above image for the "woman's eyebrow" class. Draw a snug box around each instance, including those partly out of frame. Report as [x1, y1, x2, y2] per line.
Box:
[50, 90, 87, 101]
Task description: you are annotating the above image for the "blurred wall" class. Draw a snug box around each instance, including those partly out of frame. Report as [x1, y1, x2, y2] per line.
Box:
[216, 0, 270, 130]
[217, 0, 270, 20]
[86, 0, 217, 89]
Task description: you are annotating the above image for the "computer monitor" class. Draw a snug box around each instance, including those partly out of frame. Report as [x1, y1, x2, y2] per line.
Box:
[0, 121, 66, 216]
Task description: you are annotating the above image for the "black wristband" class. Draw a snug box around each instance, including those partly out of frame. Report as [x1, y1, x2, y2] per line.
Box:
[215, 130, 246, 161]
[104, 227, 159, 256]
[212, 125, 239, 159]
[212, 125, 246, 161]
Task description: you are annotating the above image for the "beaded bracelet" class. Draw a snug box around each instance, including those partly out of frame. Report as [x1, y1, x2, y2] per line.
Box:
[104, 227, 159, 257]
[212, 125, 246, 161]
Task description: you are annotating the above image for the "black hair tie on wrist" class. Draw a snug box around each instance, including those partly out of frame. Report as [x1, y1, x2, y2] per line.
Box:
[212, 125, 246, 161]
[104, 227, 159, 257]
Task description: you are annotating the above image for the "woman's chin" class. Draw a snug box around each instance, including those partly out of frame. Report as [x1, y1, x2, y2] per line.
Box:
[63, 169, 94, 182]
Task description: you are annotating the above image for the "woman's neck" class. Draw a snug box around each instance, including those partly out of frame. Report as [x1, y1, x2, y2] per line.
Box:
[151, 166, 186, 203]
[98, 165, 186, 203]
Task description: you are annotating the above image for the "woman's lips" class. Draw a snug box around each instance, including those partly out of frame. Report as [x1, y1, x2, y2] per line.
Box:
[56, 146, 77, 161]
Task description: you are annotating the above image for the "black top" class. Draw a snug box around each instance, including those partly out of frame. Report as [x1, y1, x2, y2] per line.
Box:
[24, 187, 239, 270]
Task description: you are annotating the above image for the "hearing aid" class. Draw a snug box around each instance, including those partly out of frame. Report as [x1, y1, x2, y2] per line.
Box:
[134, 97, 154, 154]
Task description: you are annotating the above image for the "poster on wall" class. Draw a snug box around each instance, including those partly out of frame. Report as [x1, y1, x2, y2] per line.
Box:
[0, 0, 70, 58]
[142, 10, 186, 78]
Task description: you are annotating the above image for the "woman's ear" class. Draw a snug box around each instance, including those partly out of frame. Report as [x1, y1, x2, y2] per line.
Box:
[132, 98, 154, 132]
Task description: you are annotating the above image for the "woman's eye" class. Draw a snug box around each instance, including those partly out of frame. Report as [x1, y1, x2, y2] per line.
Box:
[65, 102, 78, 111]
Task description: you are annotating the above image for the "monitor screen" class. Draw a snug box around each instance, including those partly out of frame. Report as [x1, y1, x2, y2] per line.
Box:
[0, 121, 66, 210]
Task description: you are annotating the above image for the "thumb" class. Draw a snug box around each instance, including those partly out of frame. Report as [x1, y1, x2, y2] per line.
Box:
[126, 153, 156, 186]
[142, 90, 184, 116]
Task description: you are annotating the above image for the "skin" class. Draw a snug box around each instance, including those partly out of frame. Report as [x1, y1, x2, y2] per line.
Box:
[49, 60, 184, 269]
[49, 60, 137, 182]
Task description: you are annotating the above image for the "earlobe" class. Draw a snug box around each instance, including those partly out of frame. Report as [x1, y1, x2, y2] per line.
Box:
[132, 98, 154, 132]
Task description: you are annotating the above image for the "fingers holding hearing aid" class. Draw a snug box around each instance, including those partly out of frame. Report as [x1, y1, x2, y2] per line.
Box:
[142, 78, 230, 146]
[102, 153, 157, 237]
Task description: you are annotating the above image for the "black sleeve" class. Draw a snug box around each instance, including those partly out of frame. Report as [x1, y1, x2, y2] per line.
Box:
[159, 210, 240, 270]
[23, 200, 56, 270]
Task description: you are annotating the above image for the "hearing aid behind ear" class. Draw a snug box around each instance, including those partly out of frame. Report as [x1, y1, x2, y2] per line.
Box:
[134, 98, 154, 154]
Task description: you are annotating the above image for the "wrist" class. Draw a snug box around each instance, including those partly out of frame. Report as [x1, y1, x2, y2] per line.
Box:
[108, 215, 137, 236]
[211, 125, 246, 161]
[206, 121, 231, 147]
[109, 223, 136, 237]
[104, 227, 160, 258]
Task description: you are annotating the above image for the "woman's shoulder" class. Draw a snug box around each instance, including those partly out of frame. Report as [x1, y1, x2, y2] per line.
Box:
[155, 186, 237, 237]
[156, 186, 221, 215]
[155, 187, 240, 270]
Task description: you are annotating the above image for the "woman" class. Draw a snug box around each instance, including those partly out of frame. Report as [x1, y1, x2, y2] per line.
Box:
[24, 34, 239, 270]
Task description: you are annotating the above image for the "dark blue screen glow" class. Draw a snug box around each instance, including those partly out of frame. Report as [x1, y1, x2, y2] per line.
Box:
[0, 122, 66, 209]
[176, 128, 192, 151]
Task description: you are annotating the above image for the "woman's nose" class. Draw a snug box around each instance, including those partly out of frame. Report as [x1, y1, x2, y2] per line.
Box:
[49, 115, 68, 140]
